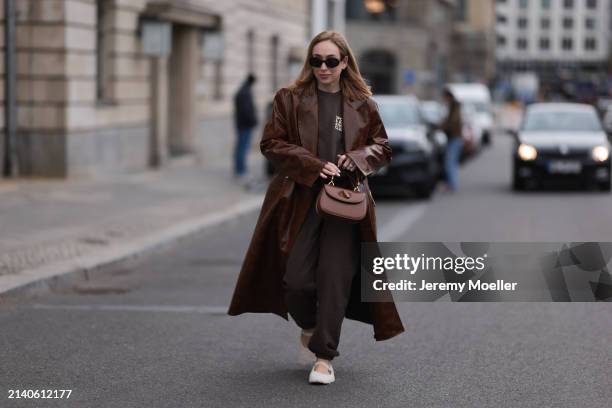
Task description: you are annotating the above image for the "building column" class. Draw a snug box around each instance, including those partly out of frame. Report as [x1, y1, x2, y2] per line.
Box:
[168, 25, 199, 156]
[311, 0, 325, 38]
[149, 57, 169, 167]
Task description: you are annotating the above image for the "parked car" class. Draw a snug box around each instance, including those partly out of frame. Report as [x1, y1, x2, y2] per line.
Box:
[447, 83, 494, 145]
[419, 100, 447, 179]
[420, 100, 445, 126]
[369, 95, 440, 198]
[511, 103, 611, 191]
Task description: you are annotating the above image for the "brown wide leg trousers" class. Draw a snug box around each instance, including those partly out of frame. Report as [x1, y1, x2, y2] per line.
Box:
[282, 181, 360, 360]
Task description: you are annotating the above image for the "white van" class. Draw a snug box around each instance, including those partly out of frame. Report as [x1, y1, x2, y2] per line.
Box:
[447, 83, 494, 145]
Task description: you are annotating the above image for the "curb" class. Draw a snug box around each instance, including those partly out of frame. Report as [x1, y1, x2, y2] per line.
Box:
[0, 195, 264, 301]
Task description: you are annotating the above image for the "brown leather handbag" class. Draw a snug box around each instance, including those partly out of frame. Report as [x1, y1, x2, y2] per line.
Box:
[316, 173, 367, 223]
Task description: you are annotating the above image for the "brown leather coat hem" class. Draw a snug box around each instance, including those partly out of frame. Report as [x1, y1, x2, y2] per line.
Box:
[374, 326, 405, 341]
[227, 307, 404, 342]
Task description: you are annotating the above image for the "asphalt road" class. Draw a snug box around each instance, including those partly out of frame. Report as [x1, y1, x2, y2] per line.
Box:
[1, 133, 611, 408]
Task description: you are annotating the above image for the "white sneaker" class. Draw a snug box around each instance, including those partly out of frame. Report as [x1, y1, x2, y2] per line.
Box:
[308, 359, 335, 385]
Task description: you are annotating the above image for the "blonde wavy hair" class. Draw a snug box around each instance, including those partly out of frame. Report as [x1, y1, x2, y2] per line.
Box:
[288, 31, 372, 101]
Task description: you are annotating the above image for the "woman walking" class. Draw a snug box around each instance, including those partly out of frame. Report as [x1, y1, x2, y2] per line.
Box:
[227, 31, 404, 385]
[440, 88, 464, 192]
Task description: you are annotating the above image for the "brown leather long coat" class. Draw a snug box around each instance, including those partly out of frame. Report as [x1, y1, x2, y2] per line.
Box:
[227, 82, 405, 341]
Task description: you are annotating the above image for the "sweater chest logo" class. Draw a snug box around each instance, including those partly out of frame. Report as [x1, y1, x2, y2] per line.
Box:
[334, 115, 343, 132]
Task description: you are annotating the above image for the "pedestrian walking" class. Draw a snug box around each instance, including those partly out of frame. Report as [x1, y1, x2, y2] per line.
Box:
[233, 73, 258, 183]
[227, 31, 404, 385]
[440, 88, 464, 192]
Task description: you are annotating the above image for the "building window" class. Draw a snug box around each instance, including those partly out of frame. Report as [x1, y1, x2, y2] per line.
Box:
[585, 37, 597, 50]
[497, 35, 507, 46]
[561, 37, 573, 50]
[518, 17, 528, 28]
[270, 35, 279, 93]
[496, 14, 507, 24]
[585, 18, 595, 29]
[96, 0, 112, 102]
[519, 0, 528, 9]
[562, 17, 573, 29]
[359, 49, 396, 94]
[563, 0, 573, 9]
[541, 0, 551, 9]
[346, 0, 397, 21]
[541, 17, 550, 29]
[539, 37, 550, 50]
[586, 0, 597, 9]
[516, 38, 528, 50]
[247, 29, 254, 74]
[456, 0, 467, 21]
[345, 0, 361, 19]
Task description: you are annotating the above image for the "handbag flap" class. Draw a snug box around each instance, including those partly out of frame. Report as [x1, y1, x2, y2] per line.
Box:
[322, 184, 366, 204]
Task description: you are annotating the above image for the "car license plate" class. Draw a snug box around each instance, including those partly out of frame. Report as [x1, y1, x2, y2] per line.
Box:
[376, 165, 388, 176]
[547, 160, 582, 174]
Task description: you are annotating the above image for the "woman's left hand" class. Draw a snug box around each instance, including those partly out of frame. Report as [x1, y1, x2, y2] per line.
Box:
[337, 154, 357, 172]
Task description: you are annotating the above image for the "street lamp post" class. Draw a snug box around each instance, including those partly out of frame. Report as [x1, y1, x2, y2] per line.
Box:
[3, 0, 18, 177]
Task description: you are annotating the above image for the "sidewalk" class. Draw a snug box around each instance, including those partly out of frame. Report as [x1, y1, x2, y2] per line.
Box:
[0, 155, 267, 299]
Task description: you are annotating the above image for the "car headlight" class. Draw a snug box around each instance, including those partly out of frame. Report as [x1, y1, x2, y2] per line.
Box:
[517, 144, 537, 161]
[592, 146, 609, 162]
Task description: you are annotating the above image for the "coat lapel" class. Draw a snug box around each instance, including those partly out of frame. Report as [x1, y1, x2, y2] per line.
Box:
[343, 97, 365, 152]
[296, 88, 318, 156]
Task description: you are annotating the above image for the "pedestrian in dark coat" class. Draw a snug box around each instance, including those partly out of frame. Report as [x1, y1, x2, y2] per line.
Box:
[233, 73, 258, 180]
[440, 88, 464, 192]
[227, 31, 404, 385]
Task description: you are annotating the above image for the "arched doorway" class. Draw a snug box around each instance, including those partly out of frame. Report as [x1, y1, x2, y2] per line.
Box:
[359, 50, 397, 94]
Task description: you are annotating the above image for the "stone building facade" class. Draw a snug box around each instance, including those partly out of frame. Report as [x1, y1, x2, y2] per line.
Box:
[450, 0, 496, 84]
[345, 0, 456, 98]
[0, 0, 310, 178]
[495, 0, 610, 91]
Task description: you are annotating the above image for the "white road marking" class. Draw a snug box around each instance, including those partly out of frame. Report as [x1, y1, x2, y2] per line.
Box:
[378, 204, 428, 241]
[30, 303, 229, 314]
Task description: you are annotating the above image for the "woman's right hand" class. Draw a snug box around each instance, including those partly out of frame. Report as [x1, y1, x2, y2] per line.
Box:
[319, 161, 341, 179]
